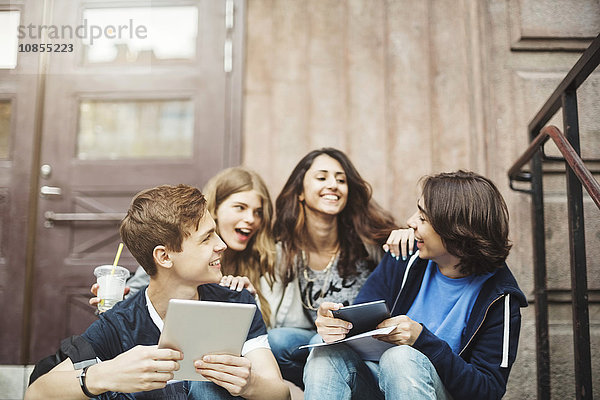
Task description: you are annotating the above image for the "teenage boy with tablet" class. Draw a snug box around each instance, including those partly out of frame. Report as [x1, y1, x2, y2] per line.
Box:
[26, 184, 290, 400]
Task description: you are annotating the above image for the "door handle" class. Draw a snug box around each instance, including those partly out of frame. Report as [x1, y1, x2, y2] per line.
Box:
[40, 185, 62, 197]
[43, 211, 126, 228]
[44, 211, 125, 222]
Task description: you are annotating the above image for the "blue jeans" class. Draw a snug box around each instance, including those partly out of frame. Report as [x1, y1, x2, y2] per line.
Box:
[187, 381, 241, 399]
[96, 381, 239, 399]
[303, 344, 452, 400]
[268, 327, 322, 389]
[95, 381, 189, 400]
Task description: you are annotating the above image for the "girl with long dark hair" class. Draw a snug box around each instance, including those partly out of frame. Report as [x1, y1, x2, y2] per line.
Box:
[267, 148, 399, 388]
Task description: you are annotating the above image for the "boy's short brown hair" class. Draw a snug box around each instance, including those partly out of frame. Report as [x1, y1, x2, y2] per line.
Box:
[120, 184, 207, 275]
[420, 170, 511, 275]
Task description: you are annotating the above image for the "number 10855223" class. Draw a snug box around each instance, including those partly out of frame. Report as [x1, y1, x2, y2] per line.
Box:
[19, 43, 73, 52]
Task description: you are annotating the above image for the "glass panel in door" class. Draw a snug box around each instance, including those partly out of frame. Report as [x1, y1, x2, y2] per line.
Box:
[0, 101, 11, 159]
[77, 99, 194, 160]
[0, 11, 20, 69]
[81, 7, 198, 65]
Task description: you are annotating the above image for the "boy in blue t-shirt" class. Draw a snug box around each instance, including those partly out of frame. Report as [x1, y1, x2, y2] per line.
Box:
[26, 184, 290, 400]
[305, 171, 527, 399]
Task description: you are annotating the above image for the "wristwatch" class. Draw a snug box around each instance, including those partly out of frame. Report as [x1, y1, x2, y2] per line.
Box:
[77, 365, 96, 398]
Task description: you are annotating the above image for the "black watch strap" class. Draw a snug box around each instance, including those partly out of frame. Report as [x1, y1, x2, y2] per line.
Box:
[78, 365, 96, 398]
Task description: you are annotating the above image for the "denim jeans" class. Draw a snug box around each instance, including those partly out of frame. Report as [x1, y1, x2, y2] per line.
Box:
[96, 380, 240, 400]
[268, 327, 322, 389]
[187, 381, 242, 399]
[95, 381, 189, 400]
[303, 344, 452, 400]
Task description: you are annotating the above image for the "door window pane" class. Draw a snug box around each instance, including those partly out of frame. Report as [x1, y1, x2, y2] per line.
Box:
[77, 99, 194, 160]
[0, 101, 11, 159]
[0, 11, 20, 69]
[82, 7, 198, 65]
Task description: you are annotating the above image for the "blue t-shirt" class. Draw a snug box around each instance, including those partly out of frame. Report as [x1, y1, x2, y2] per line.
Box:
[406, 261, 491, 353]
[82, 283, 266, 361]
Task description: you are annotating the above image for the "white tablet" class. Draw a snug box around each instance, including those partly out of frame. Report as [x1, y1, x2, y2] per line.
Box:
[158, 299, 257, 381]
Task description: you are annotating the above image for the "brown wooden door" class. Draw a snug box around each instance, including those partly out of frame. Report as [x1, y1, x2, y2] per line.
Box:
[14, 0, 245, 363]
[0, 1, 46, 365]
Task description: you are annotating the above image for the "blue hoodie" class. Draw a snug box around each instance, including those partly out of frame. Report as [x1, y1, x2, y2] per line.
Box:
[355, 251, 527, 400]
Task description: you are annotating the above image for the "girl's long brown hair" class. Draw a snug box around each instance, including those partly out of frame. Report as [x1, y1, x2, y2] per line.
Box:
[273, 148, 398, 284]
[203, 167, 276, 327]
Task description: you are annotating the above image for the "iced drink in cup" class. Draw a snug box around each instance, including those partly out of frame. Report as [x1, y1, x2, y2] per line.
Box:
[94, 265, 130, 312]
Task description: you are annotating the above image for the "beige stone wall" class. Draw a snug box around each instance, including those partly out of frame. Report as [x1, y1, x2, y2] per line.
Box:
[243, 0, 493, 218]
[242, 0, 600, 398]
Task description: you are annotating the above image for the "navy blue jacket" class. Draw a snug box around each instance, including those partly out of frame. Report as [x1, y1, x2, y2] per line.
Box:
[355, 251, 527, 400]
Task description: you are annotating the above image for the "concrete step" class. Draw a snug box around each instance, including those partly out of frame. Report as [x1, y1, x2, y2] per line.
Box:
[0, 365, 34, 400]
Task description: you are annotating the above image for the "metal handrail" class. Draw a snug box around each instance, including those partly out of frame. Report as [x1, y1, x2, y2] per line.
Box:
[508, 32, 600, 400]
[508, 125, 600, 209]
[528, 34, 600, 136]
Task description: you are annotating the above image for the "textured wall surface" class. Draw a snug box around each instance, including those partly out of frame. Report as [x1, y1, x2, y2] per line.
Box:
[243, 0, 600, 398]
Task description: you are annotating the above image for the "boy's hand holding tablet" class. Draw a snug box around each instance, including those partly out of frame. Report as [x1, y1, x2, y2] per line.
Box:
[315, 300, 390, 343]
